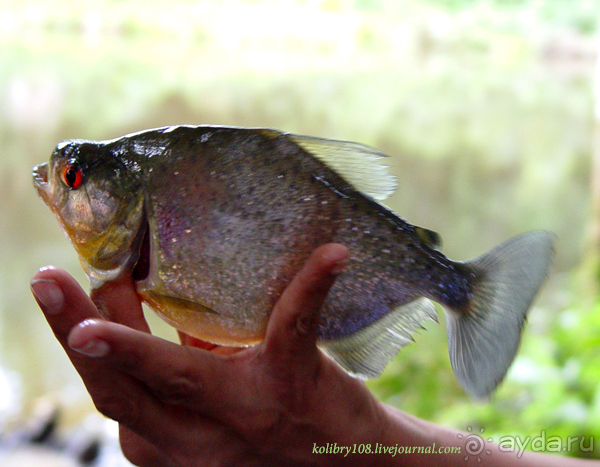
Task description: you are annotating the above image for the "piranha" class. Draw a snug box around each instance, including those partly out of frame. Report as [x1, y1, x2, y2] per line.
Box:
[32, 125, 554, 397]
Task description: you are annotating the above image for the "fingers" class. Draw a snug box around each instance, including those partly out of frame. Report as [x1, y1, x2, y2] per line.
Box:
[65, 318, 252, 453]
[90, 275, 150, 332]
[31, 267, 227, 417]
[264, 243, 348, 370]
[67, 319, 227, 412]
[31, 269, 162, 428]
[118, 426, 177, 467]
[31, 266, 103, 344]
[31, 268, 226, 453]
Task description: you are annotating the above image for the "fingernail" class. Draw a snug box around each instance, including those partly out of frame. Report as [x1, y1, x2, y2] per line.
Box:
[68, 320, 111, 358]
[31, 279, 64, 315]
[72, 338, 111, 358]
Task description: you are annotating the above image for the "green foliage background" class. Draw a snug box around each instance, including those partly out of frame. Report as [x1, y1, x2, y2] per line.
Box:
[0, 0, 598, 459]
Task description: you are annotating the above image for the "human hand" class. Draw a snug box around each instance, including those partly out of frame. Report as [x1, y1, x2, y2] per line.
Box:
[30, 244, 389, 467]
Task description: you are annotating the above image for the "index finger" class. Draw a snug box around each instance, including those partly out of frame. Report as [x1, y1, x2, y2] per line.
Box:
[30, 267, 156, 418]
[67, 318, 242, 417]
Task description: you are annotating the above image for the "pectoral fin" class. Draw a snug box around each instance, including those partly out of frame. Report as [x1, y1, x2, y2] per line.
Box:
[143, 291, 218, 316]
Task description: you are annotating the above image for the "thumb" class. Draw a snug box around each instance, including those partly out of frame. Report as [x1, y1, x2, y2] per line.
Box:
[264, 243, 348, 367]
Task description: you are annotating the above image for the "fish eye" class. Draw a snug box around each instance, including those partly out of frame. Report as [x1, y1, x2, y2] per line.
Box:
[61, 160, 83, 190]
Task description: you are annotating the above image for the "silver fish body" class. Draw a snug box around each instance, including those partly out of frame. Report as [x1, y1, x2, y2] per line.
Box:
[33, 125, 555, 397]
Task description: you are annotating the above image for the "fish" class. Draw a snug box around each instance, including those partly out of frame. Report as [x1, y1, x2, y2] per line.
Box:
[32, 125, 554, 397]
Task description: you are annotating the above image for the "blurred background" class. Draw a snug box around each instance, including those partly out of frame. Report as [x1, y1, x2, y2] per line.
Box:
[1, 0, 599, 463]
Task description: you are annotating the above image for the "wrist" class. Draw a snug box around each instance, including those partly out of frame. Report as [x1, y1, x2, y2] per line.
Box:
[372, 403, 457, 467]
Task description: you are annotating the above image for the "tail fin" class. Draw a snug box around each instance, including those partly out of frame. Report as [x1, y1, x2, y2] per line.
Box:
[446, 231, 555, 398]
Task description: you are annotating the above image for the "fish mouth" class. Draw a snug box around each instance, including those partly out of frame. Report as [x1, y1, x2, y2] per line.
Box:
[32, 162, 51, 203]
[132, 222, 151, 282]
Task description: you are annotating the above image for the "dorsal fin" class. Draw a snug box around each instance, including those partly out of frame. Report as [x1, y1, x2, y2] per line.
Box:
[287, 134, 397, 201]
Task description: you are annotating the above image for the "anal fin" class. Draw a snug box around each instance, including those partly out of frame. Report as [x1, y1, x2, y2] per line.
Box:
[318, 298, 437, 379]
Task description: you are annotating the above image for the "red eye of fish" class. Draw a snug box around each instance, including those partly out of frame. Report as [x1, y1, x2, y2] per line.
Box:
[62, 162, 83, 190]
